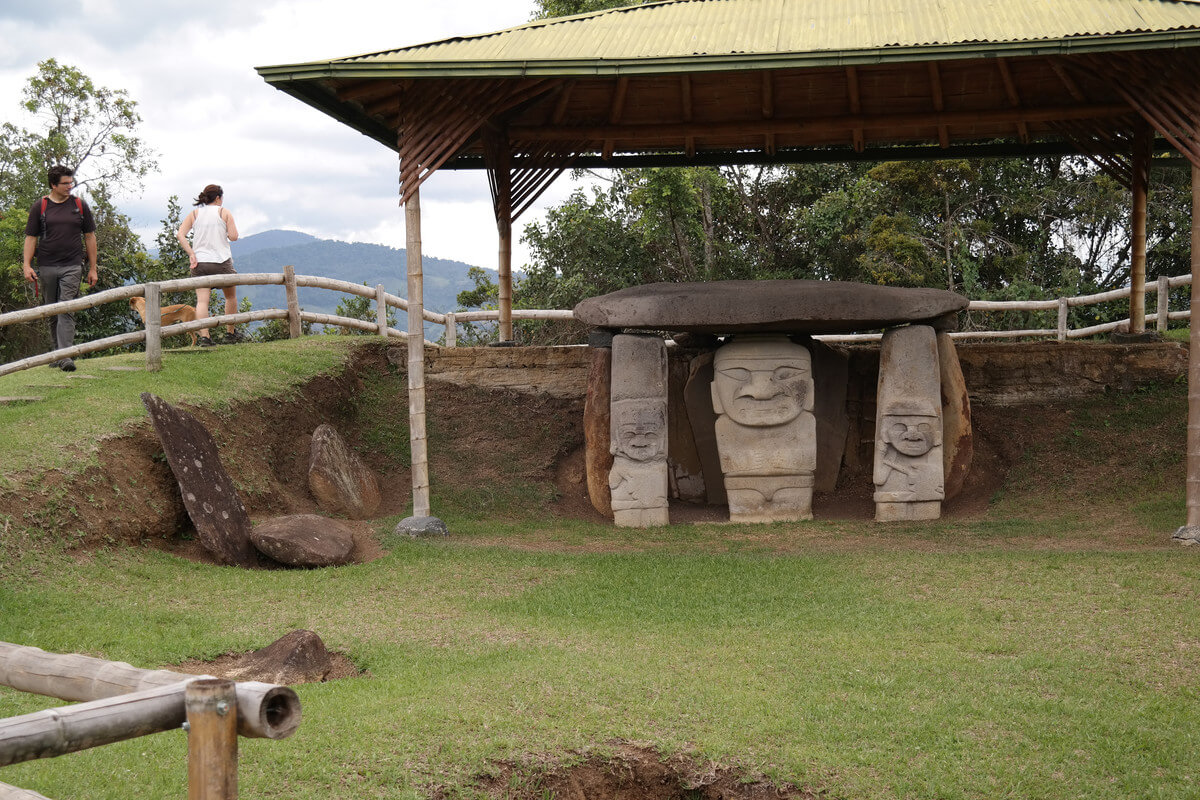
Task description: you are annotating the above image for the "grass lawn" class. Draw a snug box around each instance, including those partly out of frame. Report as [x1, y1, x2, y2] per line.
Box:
[1, 338, 1197, 800]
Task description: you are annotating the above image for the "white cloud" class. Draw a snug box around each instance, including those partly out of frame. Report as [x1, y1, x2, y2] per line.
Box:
[1, 0, 595, 272]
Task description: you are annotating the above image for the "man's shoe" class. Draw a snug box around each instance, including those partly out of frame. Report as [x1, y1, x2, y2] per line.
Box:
[59, 358, 76, 372]
[223, 329, 248, 344]
[198, 337, 216, 347]
[47, 359, 63, 369]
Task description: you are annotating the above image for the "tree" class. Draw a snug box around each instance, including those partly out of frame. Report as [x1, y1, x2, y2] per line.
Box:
[331, 285, 397, 334]
[0, 62, 158, 360]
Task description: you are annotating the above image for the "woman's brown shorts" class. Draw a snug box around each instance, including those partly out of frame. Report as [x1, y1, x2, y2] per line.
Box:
[192, 258, 235, 276]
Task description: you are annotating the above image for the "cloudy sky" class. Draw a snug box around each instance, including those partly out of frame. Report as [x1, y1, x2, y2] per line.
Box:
[0, 0, 593, 270]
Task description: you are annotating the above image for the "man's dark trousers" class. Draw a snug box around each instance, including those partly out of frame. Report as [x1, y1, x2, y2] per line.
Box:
[39, 263, 83, 351]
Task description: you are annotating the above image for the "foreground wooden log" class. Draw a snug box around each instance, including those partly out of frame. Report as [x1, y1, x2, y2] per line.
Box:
[0, 680, 194, 766]
[0, 781, 52, 800]
[0, 642, 300, 740]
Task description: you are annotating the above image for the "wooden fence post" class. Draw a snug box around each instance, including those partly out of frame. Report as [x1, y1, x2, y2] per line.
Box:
[1158, 275, 1170, 332]
[186, 679, 238, 800]
[444, 312, 456, 348]
[145, 283, 162, 371]
[1057, 297, 1068, 342]
[283, 266, 301, 339]
[376, 284, 388, 338]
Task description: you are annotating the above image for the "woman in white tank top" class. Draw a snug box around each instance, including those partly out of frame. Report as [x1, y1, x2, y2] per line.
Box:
[176, 184, 243, 346]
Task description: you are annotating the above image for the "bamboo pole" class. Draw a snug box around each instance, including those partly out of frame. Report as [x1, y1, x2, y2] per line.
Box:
[283, 265, 301, 338]
[0, 642, 300, 740]
[145, 282, 162, 372]
[0, 680, 194, 766]
[445, 312, 457, 348]
[1057, 297, 1068, 342]
[186, 679, 238, 800]
[376, 284, 388, 338]
[1158, 275, 1171, 332]
[406, 187, 432, 518]
[1188, 162, 1200, 528]
[1131, 123, 1151, 333]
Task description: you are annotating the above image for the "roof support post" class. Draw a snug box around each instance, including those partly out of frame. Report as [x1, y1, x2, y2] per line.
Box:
[406, 186, 431, 518]
[1188, 162, 1200, 529]
[485, 125, 515, 342]
[1130, 122, 1152, 334]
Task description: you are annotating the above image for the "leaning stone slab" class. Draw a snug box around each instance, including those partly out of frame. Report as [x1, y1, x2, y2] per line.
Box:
[575, 280, 968, 335]
[308, 424, 381, 519]
[937, 332, 973, 501]
[395, 516, 449, 538]
[141, 392, 258, 568]
[250, 514, 356, 567]
[224, 630, 333, 685]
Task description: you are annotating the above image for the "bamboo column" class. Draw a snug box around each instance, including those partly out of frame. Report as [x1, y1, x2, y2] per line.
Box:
[406, 188, 431, 518]
[186, 679, 238, 800]
[145, 283, 162, 372]
[1130, 124, 1152, 333]
[1188, 163, 1200, 528]
[496, 144, 514, 343]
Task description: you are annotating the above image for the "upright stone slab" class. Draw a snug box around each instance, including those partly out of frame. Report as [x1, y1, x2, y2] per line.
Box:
[937, 332, 973, 501]
[683, 351, 726, 506]
[608, 334, 669, 527]
[583, 342, 614, 517]
[711, 335, 817, 523]
[141, 393, 258, 567]
[308, 423, 381, 519]
[874, 326, 945, 521]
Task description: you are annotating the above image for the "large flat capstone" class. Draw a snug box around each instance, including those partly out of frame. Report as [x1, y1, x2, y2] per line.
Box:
[574, 280, 968, 335]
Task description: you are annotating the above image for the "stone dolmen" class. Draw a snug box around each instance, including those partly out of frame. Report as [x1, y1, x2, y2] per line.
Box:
[574, 280, 972, 526]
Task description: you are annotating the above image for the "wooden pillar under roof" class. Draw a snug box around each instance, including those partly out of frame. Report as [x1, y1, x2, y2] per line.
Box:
[406, 186, 431, 518]
[1189, 163, 1200, 527]
[495, 139, 514, 343]
[1130, 122, 1152, 333]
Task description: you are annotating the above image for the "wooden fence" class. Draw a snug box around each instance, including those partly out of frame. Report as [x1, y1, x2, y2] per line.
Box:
[0, 270, 1191, 376]
[0, 642, 301, 800]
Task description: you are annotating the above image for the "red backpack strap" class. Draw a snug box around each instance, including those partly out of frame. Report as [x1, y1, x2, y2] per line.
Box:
[39, 197, 48, 238]
[74, 197, 82, 214]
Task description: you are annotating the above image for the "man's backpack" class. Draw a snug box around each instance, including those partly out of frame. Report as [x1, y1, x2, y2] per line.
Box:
[39, 195, 84, 238]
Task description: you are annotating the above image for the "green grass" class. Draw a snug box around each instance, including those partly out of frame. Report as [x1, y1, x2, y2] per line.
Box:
[1, 530, 1198, 800]
[0, 336, 363, 476]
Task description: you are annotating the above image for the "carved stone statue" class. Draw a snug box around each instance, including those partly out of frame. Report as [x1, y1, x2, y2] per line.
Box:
[874, 325, 944, 521]
[609, 399, 669, 527]
[710, 335, 816, 522]
[608, 334, 670, 527]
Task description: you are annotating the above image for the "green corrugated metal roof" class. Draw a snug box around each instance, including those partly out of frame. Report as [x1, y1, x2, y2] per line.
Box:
[259, 0, 1200, 79]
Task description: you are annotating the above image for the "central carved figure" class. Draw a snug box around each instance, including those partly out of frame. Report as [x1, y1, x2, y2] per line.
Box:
[710, 335, 816, 522]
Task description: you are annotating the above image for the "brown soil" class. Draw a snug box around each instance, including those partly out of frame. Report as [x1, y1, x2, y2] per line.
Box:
[466, 741, 820, 800]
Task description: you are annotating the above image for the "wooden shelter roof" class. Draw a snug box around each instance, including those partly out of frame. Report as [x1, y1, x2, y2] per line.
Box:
[257, 0, 1200, 209]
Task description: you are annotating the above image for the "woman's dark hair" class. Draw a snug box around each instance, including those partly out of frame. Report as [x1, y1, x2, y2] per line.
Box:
[193, 184, 223, 206]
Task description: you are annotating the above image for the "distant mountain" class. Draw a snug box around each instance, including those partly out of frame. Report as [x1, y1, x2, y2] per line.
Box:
[220, 230, 484, 339]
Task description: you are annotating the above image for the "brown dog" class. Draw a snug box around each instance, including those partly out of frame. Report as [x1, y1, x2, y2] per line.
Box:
[129, 296, 200, 347]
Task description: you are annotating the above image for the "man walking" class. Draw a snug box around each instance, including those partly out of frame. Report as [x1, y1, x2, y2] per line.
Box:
[22, 165, 98, 372]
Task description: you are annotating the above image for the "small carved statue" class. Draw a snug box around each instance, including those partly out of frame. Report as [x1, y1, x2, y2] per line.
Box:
[710, 336, 816, 522]
[874, 325, 944, 521]
[609, 399, 669, 527]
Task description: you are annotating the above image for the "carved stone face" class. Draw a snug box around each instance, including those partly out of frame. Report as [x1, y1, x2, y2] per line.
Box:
[712, 339, 813, 427]
[611, 400, 667, 462]
[881, 414, 940, 457]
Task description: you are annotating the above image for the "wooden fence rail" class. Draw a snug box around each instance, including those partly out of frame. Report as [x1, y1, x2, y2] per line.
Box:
[0, 642, 300, 799]
[0, 270, 1193, 377]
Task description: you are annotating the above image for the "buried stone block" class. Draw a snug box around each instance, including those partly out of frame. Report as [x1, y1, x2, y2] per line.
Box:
[308, 423, 381, 519]
[710, 335, 816, 523]
[250, 514, 356, 567]
[609, 334, 669, 527]
[874, 325, 945, 521]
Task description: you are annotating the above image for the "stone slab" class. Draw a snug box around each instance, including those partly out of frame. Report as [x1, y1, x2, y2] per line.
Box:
[583, 347, 614, 517]
[574, 280, 968, 335]
[938, 332, 973, 501]
[141, 392, 258, 568]
[308, 423, 381, 519]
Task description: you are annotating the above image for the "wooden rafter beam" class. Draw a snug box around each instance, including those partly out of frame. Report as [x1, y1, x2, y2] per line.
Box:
[762, 72, 775, 155]
[336, 80, 405, 104]
[1048, 58, 1086, 102]
[997, 59, 1029, 143]
[509, 103, 1131, 144]
[846, 66, 864, 152]
[928, 62, 949, 148]
[682, 75, 695, 157]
